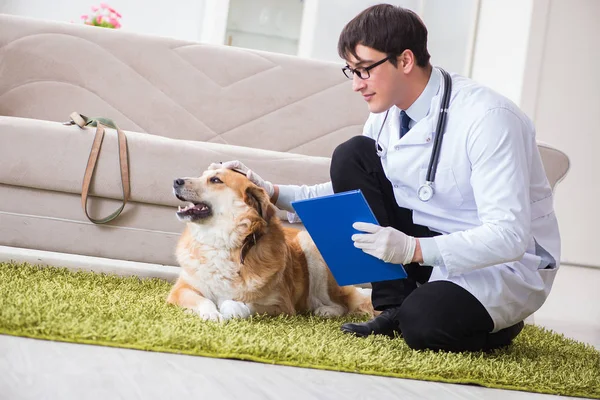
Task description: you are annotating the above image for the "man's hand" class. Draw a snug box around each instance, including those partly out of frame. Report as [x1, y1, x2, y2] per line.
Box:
[352, 222, 416, 265]
[208, 160, 275, 198]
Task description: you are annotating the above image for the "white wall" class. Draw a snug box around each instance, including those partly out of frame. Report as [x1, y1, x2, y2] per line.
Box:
[417, 0, 480, 77]
[198, 0, 229, 45]
[470, 0, 534, 106]
[0, 0, 206, 42]
[298, 0, 479, 76]
[225, 0, 304, 55]
[525, 0, 600, 268]
[298, 0, 421, 63]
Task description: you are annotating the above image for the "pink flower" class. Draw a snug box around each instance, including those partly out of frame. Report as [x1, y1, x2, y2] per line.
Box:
[106, 6, 122, 18]
[82, 4, 121, 28]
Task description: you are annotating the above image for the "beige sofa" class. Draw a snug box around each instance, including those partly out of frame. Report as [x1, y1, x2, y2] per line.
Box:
[0, 14, 569, 270]
[0, 14, 369, 267]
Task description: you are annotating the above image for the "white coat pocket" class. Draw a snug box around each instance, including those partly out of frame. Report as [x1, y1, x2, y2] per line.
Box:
[419, 166, 464, 209]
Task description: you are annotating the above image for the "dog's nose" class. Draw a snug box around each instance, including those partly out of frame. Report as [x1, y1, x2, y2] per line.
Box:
[174, 179, 185, 187]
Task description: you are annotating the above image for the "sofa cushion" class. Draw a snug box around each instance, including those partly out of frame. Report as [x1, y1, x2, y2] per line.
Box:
[0, 116, 333, 208]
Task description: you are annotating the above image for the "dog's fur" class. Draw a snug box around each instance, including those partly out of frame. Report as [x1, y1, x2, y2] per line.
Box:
[167, 168, 374, 321]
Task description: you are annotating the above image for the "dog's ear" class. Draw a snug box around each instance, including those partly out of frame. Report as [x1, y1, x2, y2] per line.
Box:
[243, 185, 275, 222]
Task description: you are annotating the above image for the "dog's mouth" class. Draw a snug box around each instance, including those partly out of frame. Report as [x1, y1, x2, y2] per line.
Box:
[176, 201, 212, 220]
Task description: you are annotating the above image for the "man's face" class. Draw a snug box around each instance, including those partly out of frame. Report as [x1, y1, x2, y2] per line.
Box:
[345, 45, 406, 113]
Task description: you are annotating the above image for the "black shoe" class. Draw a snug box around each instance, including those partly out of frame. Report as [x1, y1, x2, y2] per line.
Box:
[341, 307, 402, 338]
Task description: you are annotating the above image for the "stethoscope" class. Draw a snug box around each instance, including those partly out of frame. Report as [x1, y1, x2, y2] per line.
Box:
[375, 68, 452, 202]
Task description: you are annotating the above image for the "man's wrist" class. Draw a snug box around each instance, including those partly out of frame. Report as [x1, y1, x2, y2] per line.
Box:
[417, 237, 445, 267]
[412, 238, 424, 263]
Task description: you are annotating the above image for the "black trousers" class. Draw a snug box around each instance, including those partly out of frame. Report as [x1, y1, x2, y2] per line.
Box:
[330, 136, 522, 352]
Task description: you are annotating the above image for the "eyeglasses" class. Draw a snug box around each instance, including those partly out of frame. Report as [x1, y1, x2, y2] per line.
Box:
[342, 55, 394, 80]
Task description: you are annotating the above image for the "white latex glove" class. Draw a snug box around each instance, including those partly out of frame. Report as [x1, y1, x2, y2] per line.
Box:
[208, 160, 274, 198]
[351, 222, 416, 265]
[286, 212, 302, 223]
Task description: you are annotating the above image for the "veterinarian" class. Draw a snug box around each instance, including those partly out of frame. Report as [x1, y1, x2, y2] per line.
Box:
[212, 4, 560, 352]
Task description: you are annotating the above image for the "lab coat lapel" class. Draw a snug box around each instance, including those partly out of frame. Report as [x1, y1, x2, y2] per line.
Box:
[398, 119, 434, 146]
[398, 90, 442, 146]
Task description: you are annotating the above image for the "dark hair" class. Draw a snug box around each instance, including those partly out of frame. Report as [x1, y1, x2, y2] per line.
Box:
[337, 4, 431, 68]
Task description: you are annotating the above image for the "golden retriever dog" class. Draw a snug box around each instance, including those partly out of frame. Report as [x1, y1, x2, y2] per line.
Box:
[167, 168, 374, 321]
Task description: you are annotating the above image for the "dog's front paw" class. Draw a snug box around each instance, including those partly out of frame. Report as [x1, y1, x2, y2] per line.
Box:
[314, 304, 346, 318]
[219, 300, 252, 320]
[190, 303, 223, 322]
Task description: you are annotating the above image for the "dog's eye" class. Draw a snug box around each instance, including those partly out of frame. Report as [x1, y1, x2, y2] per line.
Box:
[210, 176, 223, 184]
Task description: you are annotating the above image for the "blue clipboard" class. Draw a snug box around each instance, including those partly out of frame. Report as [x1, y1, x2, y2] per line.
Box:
[291, 190, 407, 286]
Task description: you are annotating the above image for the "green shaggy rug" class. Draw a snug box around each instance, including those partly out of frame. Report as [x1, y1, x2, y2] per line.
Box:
[1, 262, 599, 399]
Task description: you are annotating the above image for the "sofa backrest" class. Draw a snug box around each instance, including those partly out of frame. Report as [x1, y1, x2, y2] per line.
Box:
[0, 14, 368, 158]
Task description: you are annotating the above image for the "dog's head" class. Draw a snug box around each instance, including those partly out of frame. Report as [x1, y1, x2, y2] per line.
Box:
[173, 168, 275, 226]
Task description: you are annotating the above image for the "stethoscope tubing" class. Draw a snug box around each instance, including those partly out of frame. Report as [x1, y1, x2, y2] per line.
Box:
[374, 67, 452, 200]
[426, 68, 452, 183]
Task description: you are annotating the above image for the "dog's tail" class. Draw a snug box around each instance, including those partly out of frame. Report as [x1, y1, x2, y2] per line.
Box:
[337, 284, 376, 317]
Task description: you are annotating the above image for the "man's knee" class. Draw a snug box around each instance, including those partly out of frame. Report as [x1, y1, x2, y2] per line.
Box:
[332, 135, 372, 166]
[331, 136, 374, 183]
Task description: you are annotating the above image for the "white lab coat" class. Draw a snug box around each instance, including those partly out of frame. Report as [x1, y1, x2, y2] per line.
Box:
[278, 70, 560, 332]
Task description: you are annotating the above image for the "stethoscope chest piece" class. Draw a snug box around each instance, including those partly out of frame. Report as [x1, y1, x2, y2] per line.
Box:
[418, 182, 434, 202]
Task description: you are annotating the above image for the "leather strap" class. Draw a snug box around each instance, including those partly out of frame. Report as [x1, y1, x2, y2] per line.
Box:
[68, 112, 130, 224]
